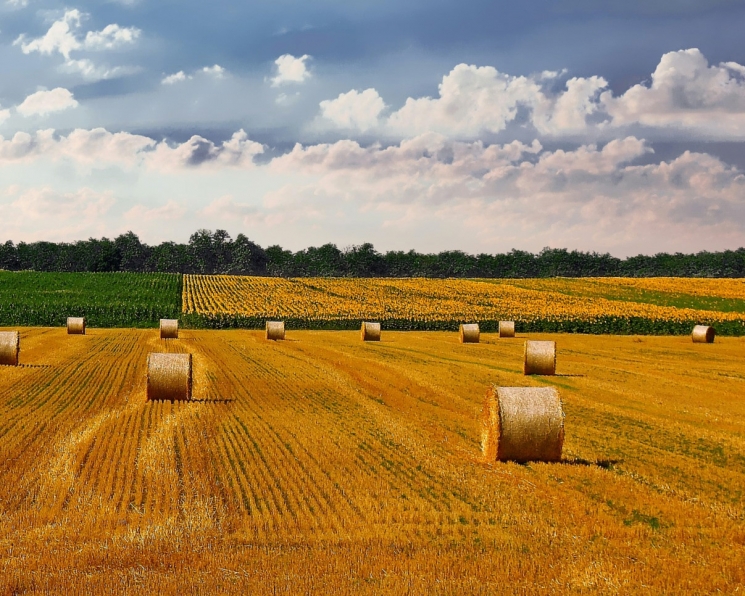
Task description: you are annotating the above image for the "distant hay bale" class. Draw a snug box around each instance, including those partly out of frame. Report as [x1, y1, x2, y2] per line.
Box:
[524, 340, 556, 375]
[147, 353, 192, 402]
[459, 323, 480, 343]
[499, 321, 515, 338]
[692, 325, 715, 343]
[67, 317, 86, 335]
[266, 321, 286, 341]
[0, 331, 20, 366]
[160, 319, 179, 339]
[361, 321, 381, 342]
[482, 386, 565, 463]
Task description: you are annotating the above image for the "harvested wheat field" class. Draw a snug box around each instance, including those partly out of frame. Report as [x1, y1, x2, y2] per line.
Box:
[0, 328, 743, 594]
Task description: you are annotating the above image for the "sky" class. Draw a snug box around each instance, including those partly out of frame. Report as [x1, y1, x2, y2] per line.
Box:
[1, 1, 745, 256]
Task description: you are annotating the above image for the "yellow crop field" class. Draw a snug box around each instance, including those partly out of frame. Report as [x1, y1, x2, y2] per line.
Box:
[182, 275, 745, 335]
[0, 327, 743, 593]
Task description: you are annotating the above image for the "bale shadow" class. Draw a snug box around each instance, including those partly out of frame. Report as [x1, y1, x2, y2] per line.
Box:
[16, 364, 54, 369]
[561, 457, 622, 469]
[190, 398, 235, 403]
[555, 373, 586, 378]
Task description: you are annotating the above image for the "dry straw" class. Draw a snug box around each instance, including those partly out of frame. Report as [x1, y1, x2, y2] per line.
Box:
[499, 321, 515, 338]
[361, 321, 381, 341]
[160, 319, 179, 339]
[147, 353, 192, 402]
[482, 385, 565, 463]
[67, 317, 86, 335]
[524, 340, 556, 375]
[692, 325, 715, 343]
[0, 331, 20, 366]
[266, 321, 286, 340]
[459, 323, 480, 343]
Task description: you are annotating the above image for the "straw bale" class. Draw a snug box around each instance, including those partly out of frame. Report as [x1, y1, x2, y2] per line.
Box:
[482, 386, 565, 463]
[266, 321, 286, 341]
[67, 317, 86, 335]
[524, 340, 556, 375]
[499, 321, 515, 338]
[361, 321, 381, 341]
[692, 325, 715, 343]
[147, 353, 192, 402]
[160, 319, 179, 339]
[0, 331, 20, 366]
[459, 323, 480, 343]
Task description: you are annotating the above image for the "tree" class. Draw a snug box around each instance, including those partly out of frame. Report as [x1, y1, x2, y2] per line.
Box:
[115, 232, 150, 272]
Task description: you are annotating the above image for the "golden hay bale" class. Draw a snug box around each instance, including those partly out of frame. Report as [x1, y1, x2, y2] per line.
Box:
[524, 340, 556, 375]
[0, 331, 20, 366]
[459, 323, 480, 343]
[482, 386, 565, 463]
[266, 321, 286, 341]
[160, 319, 179, 339]
[499, 321, 515, 338]
[692, 325, 715, 343]
[67, 317, 86, 335]
[147, 353, 192, 402]
[361, 321, 381, 341]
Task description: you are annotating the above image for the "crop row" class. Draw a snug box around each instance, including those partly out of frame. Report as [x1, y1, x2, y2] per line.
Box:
[182, 275, 745, 335]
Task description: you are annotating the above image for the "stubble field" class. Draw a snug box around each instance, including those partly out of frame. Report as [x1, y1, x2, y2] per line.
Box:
[0, 327, 743, 594]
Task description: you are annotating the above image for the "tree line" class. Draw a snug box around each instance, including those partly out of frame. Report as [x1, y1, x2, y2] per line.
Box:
[1, 230, 744, 277]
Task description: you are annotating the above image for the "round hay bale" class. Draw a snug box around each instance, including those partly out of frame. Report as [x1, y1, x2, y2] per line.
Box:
[482, 386, 565, 463]
[0, 331, 20, 366]
[160, 319, 179, 340]
[67, 317, 86, 335]
[266, 321, 286, 341]
[692, 325, 715, 343]
[361, 321, 381, 342]
[524, 340, 556, 375]
[499, 321, 515, 338]
[459, 323, 480, 343]
[147, 353, 192, 402]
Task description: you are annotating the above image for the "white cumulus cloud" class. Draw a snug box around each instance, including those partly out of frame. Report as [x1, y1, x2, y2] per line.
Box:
[318, 49, 745, 141]
[270, 54, 311, 87]
[601, 48, 745, 137]
[17, 88, 79, 117]
[319, 89, 386, 132]
[161, 71, 191, 85]
[201, 64, 226, 78]
[14, 9, 141, 81]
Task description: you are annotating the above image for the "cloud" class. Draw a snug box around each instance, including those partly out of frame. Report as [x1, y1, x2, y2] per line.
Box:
[13, 9, 141, 81]
[601, 48, 745, 137]
[319, 89, 386, 132]
[318, 49, 745, 141]
[0, 108, 10, 125]
[147, 130, 263, 171]
[201, 195, 260, 223]
[201, 64, 226, 78]
[266, 134, 745, 252]
[270, 54, 311, 87]
[161, 65, 225, 85]
[1, 127, 744, 252]
[386, 64, 544, 137]
[83, 23, 141, 50]
[162, 71, 191, 85]
[124, 200, 186, 221]
[15, 9, 84, 59]
[6, 186, 115, 220]
[0, 128, 155, 166]
[60, 58, 139, 81]
[16, 88, 79, 117]
[0, 127, 264, 173]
